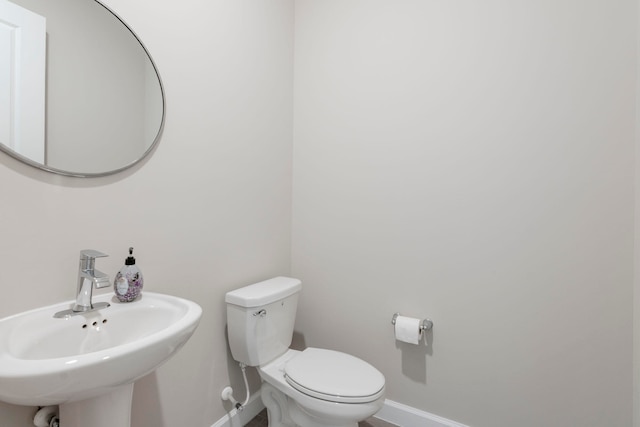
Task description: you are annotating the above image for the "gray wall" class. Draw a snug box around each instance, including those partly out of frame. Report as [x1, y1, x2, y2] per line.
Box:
[291, 1, 635, 426]
[0, 0, 294, 425]
[0, 1, 637, 426]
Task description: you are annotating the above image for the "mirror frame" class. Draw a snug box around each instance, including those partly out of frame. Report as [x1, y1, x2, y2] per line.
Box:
[0, 0, 166, 178]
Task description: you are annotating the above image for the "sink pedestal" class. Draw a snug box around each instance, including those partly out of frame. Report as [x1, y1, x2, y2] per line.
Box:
[59, 384, 134, 427]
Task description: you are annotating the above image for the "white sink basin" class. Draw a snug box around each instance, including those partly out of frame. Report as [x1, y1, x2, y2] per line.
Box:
[0, 291, 202, 406]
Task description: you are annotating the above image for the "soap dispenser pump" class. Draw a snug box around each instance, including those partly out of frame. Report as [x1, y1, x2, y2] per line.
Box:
[114, 247, 144, 302]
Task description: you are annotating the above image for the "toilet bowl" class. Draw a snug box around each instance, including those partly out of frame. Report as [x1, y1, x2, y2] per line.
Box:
[225, 277, 386, 427]
[260, 349, 385, 427]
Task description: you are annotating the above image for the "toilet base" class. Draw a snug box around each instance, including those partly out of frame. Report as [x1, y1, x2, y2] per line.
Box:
[261, 382, 361, 427]
[262, 382, 295, 427]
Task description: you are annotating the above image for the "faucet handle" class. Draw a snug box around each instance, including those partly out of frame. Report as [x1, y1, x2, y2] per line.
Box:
[79, 250, 108, 271]
[80, 249, 108, 260]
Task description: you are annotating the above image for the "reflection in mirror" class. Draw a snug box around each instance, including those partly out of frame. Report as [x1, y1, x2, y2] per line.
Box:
[0, 0, 164, 177]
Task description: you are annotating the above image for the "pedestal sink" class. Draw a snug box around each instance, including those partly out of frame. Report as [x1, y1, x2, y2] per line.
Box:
[0, 292, 202, 427]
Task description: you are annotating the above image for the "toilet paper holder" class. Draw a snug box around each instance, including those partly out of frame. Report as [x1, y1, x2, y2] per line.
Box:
[391, 312, 433, 332]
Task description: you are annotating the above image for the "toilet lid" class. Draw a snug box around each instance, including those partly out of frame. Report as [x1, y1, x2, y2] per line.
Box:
[284, 348, 385, 404]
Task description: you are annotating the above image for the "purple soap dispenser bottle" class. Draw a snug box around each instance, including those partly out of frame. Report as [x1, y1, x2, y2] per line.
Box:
[114, 247, 144, 302]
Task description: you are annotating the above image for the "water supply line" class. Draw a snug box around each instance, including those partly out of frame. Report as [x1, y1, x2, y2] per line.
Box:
[221, 362, 250, 412]
[33, 406, 59, 427]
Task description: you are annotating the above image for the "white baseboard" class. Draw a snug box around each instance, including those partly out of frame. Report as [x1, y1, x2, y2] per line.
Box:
[375, 399, 469, 427]
[211, 390, 265, 427]
[211, 392, 468, 427]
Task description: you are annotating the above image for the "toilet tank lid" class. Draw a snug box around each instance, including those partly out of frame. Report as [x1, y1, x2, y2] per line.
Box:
[225, 276, 302, 307]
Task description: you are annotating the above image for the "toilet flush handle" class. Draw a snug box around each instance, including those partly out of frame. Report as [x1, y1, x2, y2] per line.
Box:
[253, 309, 267, 317]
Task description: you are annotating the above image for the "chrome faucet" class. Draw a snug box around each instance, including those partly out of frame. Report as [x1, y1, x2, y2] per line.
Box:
[54, 250, 111, 318]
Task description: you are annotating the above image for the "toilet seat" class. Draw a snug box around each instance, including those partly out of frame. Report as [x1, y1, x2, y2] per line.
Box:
[284, 348, 385, 404]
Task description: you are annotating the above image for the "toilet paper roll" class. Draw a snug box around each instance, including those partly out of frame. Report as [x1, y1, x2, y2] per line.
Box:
[394, 315, 422, 345]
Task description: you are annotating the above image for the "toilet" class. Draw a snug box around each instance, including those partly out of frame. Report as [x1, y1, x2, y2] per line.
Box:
[225, 277, 386, 427]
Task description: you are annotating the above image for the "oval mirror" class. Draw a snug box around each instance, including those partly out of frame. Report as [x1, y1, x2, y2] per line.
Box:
[0, 0, 164, 177]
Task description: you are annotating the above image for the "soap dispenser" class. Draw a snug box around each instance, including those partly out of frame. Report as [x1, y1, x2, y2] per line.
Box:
[114, 247, 144, 302]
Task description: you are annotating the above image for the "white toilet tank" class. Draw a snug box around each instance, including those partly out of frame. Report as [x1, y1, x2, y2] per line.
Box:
[225, 277, 302, 366]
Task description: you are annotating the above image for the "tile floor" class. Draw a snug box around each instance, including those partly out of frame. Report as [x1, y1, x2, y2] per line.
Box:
[245, 409, 399, 427]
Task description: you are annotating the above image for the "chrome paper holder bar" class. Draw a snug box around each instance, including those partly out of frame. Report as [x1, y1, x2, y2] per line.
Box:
[391, 312, 433, 332]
